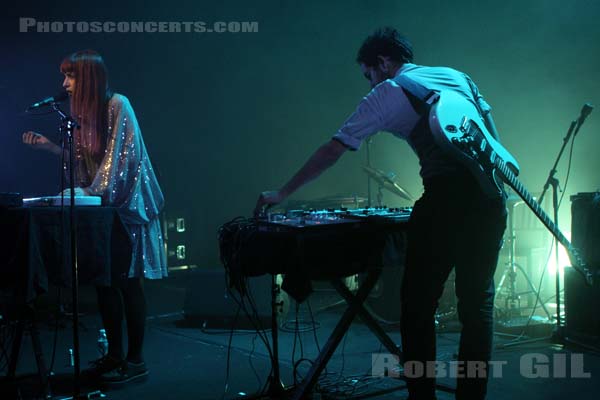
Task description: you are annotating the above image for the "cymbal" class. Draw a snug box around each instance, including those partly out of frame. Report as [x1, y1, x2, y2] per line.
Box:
[362, 166, 414, 201]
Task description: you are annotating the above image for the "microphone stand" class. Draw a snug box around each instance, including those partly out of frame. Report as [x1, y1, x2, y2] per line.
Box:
[538, 105, 591, 343]
[499, 105, 592, 350]
[52, 103, 85, 399]
[366, 138, 373, 207]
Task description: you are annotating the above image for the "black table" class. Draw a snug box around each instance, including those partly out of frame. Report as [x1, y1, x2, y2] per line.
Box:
[0, 206, 132, 303]
[0, 206, 132, 398]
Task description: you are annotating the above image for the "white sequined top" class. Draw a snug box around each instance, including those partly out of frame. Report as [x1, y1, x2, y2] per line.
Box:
[83, 93, 167, 279]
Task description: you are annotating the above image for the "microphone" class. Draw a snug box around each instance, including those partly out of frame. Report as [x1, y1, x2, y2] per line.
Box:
[27, 92, 69, 110]
[578, 103, 593, 125]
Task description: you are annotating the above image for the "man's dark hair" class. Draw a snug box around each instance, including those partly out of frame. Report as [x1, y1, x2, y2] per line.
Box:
[356, 27, 413, 67]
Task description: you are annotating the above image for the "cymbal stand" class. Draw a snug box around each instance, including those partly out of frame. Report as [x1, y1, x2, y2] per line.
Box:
[376, 184, 384, 207]
[366, 138, 373, 207]
[495, 199, 551, 322]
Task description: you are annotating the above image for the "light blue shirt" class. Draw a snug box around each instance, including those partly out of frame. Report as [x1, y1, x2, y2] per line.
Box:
[334, 63, 491, 177]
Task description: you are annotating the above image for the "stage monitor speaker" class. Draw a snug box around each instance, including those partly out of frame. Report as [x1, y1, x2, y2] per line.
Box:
[566, 192, 600, 339]
[565, 268, 600, 338]
[571, 192, 600, 269]
[182, 269, 286, 329]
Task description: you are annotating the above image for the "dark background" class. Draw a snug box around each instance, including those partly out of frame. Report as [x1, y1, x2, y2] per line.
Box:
[1, 0, 599, 267]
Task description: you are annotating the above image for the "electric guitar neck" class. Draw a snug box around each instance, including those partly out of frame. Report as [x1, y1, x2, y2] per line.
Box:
[429, 90, 593, 285]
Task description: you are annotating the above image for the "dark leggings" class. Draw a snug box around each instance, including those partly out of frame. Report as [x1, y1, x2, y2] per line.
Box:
[96, 278, 146, 363]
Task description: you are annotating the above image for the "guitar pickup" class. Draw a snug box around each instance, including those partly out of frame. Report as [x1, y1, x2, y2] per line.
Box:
[459, 116, 471, 134]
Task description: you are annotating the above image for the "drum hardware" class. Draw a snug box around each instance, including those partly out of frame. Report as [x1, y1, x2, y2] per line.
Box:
[362, 165, 414, 205]
[494, 194, 552, 333]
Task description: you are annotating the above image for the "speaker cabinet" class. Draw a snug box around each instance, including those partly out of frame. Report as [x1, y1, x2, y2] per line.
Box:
[565, 268, 600, 338]
[566, 193, 600, 338]
[571, 192, 600, 269]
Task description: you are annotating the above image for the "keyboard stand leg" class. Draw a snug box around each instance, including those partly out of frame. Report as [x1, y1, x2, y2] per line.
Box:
[290, 267, 382, 400]
[30, 321, 52, 399]
[7, 311, 52, 399]
[7, 320, 24, 379]
[290, 266, 456, 399]
[331, 280, 403, 359]
[332, 279, 455, 395]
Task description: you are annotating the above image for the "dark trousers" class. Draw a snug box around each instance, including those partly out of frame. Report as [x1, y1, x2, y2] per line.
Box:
[400, 172, 506, 400]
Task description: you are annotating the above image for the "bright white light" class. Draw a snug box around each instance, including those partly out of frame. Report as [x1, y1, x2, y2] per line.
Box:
[547, 231, 572, 276]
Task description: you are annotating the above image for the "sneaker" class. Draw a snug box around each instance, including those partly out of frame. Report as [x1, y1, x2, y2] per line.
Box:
[83, 355, 124, 378]
[100, 361, 149, 387]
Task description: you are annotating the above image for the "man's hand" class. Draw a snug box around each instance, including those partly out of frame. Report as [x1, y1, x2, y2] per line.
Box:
[254, 190, 285, 217]
[252, 139, 348, 218]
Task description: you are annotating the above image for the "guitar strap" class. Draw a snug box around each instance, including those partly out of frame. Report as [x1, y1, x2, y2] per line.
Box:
[394, 75, 460, 179]
[395, 75, 440, 116]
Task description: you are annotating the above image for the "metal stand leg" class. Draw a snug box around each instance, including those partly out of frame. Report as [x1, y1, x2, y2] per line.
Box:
[262, 275, 286, 398]
[495, 198, 551, 325]
[497, 180, 579, 350]
[235, 275, 287, 400]
[290, 267, 456, 400]
[7, 314, 52, 399]
[290, 268, 383, 400]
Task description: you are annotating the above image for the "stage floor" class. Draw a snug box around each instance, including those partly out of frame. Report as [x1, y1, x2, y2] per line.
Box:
[2, 277, 599, 400]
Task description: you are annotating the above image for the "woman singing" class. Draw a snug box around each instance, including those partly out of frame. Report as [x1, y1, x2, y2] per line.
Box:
[23, 50, 166, 386]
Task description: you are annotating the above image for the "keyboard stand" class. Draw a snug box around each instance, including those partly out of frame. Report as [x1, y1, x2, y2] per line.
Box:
[7, 307, 52, 399]
[290, 266, 396, 399]
[290, 265, 456, 399]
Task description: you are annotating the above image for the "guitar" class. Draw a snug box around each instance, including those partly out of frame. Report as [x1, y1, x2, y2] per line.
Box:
[428, 90, 593, 285]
